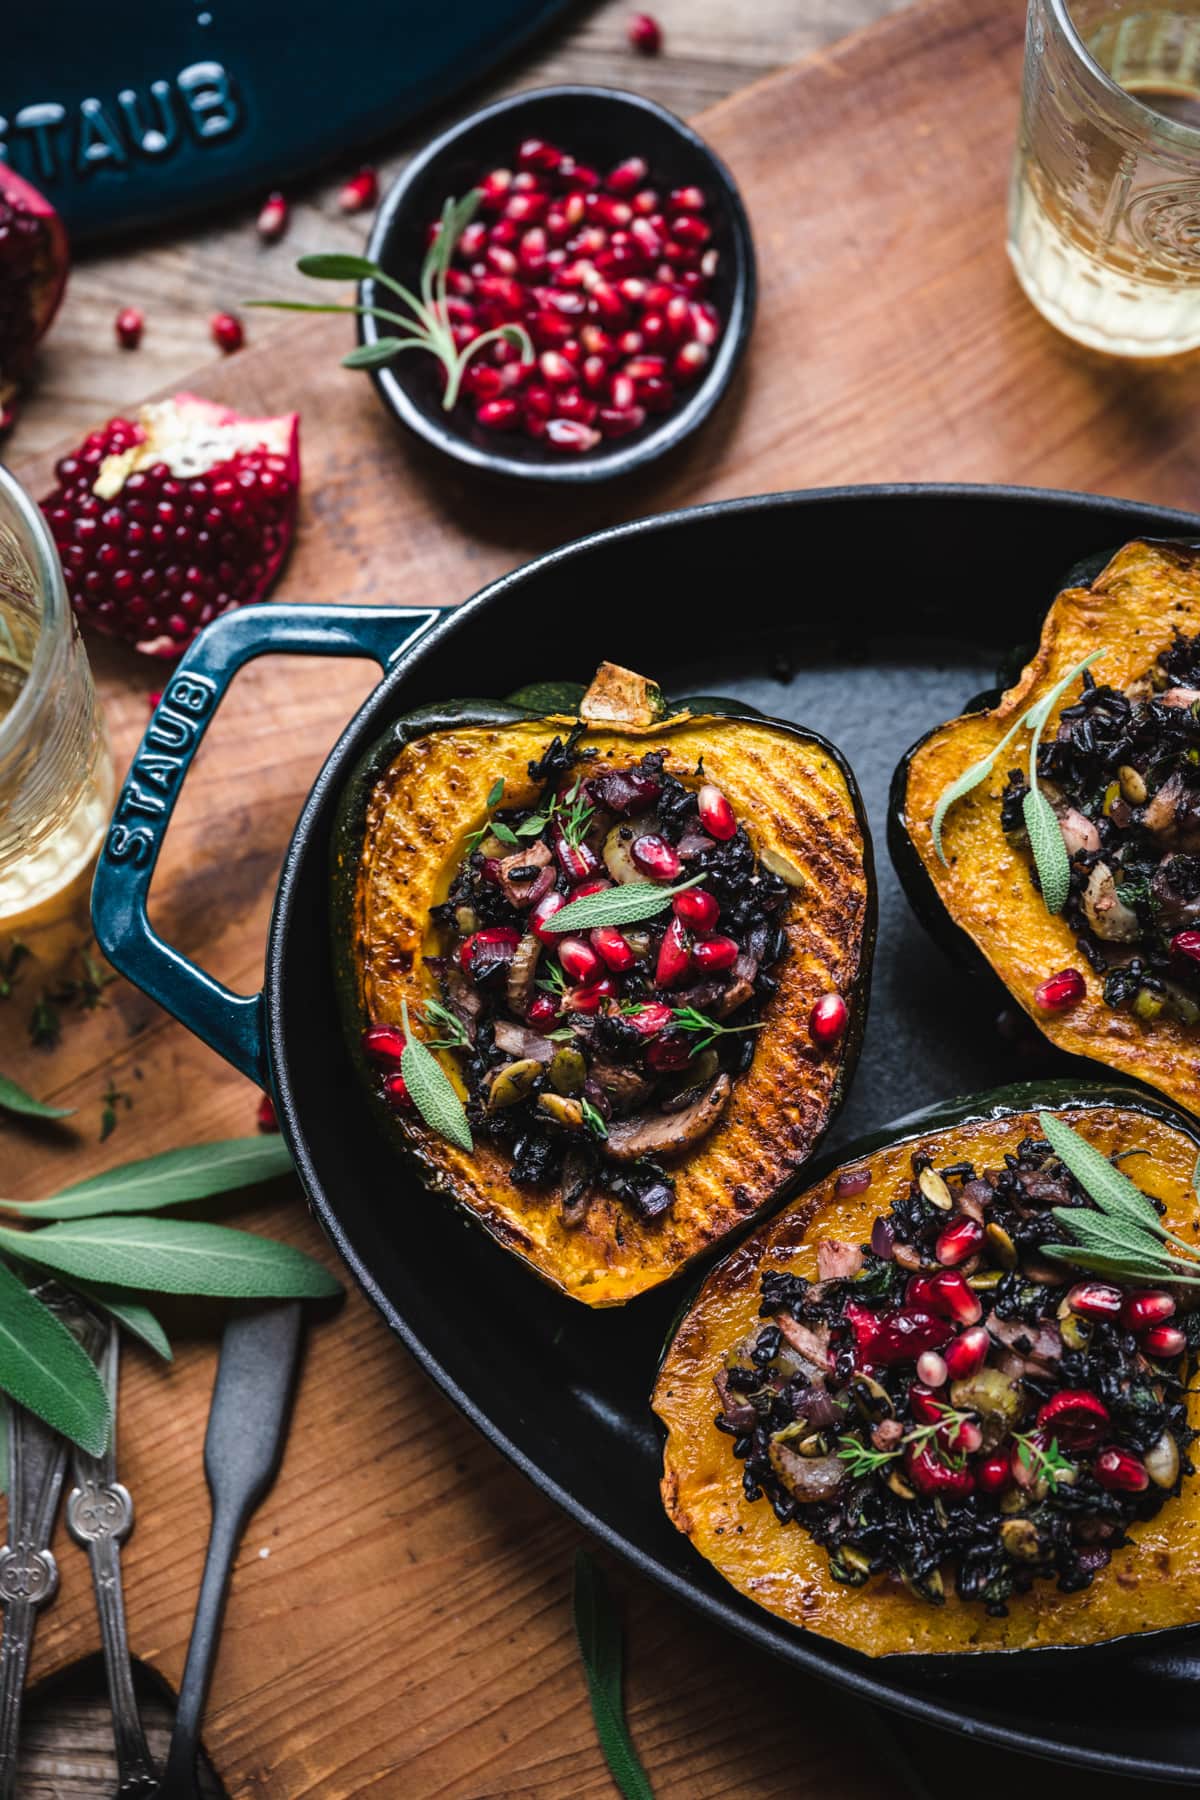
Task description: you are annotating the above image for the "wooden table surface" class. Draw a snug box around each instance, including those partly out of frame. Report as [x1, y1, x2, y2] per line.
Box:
[4, 1, 1187, 1795]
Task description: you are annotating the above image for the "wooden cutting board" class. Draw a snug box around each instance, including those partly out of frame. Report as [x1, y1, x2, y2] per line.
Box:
[8, 0, 1200, 1794]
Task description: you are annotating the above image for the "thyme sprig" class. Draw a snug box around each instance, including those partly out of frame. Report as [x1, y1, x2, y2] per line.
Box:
[420, 999, 470, 1052]
[1040, 1111, 1200, 1286]
[667, 1006, 762, 1054]
[1012, 1432, 1075, 1494]
[249, 191, 533, 410]
[835, 1402, 977, 1477]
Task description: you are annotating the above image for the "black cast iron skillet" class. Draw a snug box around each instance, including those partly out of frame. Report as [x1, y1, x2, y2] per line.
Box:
[92, 484, 1200, 1784]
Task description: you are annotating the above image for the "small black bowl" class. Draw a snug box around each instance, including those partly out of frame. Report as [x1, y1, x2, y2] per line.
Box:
[359, 85, 756, 483]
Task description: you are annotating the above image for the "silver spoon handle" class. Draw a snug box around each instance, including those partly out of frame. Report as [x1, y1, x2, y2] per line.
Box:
[67, 1319, 158, 1797]
[0, 1401, 66, 1800]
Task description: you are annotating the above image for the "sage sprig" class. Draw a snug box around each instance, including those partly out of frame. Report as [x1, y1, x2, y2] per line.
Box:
[550, 876, 705, 935]
[0, 1132, 341, 1452]
[0, 1072, 73, 1120]
[1039, 1111, 1200, 1286]
[930, 651, 1101, 877]
[572, 1551, 655, 1800]
[1021, 653, 1101, 913]
[249, 191, 533, 409]
[400, 1000, 473, 1152]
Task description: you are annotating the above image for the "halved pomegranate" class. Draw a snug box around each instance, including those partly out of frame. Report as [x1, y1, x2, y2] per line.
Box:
[41, 393, 300, 658]
[0, 165, 68, 435]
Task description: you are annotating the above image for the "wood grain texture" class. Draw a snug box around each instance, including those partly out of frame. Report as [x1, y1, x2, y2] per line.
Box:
[3, 0, 1196, 1792]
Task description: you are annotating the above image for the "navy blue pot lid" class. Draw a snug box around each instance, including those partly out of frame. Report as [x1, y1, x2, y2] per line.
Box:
[4, 0, 575, 243]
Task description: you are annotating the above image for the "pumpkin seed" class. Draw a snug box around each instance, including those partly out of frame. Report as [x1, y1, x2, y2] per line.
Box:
[967, 1269, 1004, 1291]
[487, 1059, 542, 1109]
[886, 1468, 916, 1501]
[537, 1092, 584, 1130]
[797, 1432, 829, 1457]
[1146, 1431, 1181, 1489]
[455, 905, 479, 935]
[984, 1222, 1017, 1269]
[760, 847, 806, 890]
[1059, 1313, 1092, 1351]
[1119, 764, 1148, 804]
[918, 1167, 954, 1211]
[548, 1046, 587, 1095]
[848, 1372, 893, 1423]
[901, 1566, 944, 1603]
[829, 1552, 870, 1588]
[1134, 987, 1164, 1021]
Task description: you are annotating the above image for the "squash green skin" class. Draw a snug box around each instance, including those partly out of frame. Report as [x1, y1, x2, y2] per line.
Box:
[331, 682, 877, 1306]
[653, 1079, 1200, 1661]
[886, 539, 1200, 1114]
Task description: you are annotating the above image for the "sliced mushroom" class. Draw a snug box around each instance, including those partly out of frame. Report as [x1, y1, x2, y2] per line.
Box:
[1082, 862, 1140, 942]
[492, 1018, 556, 1063]
[560, 1147, 593, 1229]
[604, 1072, 732, 1163]
[1142, 771, 1186, 840]
[768, 1440, 846, 1503]
[505, 932, 544, 1017]
[774, 1314, 834, 1372]
[817, 1238, 864, 1281]
[1057, 805, 1101, 856]
[603, 814, 659, 884]
[497, 840, 554, 909]
[487, 1058, 543, 1110]
[1160, 686, 1200, 709]
[713, 1367, 757, 1432]
[590, 1059, 656, 1113]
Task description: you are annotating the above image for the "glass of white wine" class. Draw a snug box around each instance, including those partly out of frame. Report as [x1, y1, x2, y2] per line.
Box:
[0, 461, 113, 942]
[1009, 0, 1200, 354]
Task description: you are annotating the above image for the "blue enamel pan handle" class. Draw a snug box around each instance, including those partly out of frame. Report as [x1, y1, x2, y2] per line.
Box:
[91, 602, 439, 1089]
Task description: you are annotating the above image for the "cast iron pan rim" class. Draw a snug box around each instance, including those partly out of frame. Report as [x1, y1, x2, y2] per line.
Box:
[265, 480, 1200, 1781]
[360, 83, 756, 484]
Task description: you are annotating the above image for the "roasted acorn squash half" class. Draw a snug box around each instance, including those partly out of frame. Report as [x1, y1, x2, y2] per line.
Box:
[331, 663, 874, 1306]
[889, 539, 1200, 1115]
[654, 1081, 1200, 1658]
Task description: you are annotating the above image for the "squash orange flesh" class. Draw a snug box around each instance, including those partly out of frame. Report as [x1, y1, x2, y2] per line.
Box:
[350, 711, 870, 1305]
[899, 541, 1200, 1115]
[654, 1102, 1200, 1656]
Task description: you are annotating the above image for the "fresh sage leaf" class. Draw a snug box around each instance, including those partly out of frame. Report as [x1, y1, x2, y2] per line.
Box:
[1023, 786, 1071, 915]
[1041, 1243, 1200, 1285]
[1038, 1113, 1163, 1233]
[0, 1073, 73, 1120]
[573, 1551, 655, 1800]
[0, 1260, 110, 1455]
[296, 251, 382, 281]
[0, 1216, 340, 1299]
[551, 877, 705, 934]
[401, 1001, 473, 1153]
[930, 709, 1031, 866]
[61, 1278, 172, 1360]
[0, 1134, 294, 1220]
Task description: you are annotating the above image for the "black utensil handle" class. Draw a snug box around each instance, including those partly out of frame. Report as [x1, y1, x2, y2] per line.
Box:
[158, 1302, 304, 1799]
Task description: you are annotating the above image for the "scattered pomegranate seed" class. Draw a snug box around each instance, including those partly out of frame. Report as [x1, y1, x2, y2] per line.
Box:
[632, 833, 682, 881]
[459, 926, 520, 978]
[114, 306, 144, 349]
[673, 887, 719, 930]
[977, 1450, 1012, 1494]
[908, 1384, 944, 1424]
[866, 1309, 954, 1367]
[656, 916, 693, 987]
[1142, 1323, 1188, 1358]
[697, 783, 737, 840]
[627, 11, 662, 52]
[1066, 1280, 1124, 1320]
[916, 1350, 948, 1388]
[1034, 967, 1086, 1011]
[338, 167, 379, 213]
[1120, 1289, 1175, 1330]
[362, 1023, 407, 1067]
[256, 1091, 279, 1132]
[927, 1270, 982, 1326]
[257, 192, 290, 242]
[383, 1072, 412, 1110]
[809, 993, 848, 1047]
[692, 934, 739, 974]
[147, 691, 161, 713]
[527, 993, 559, 1027]
[934, 1216, 984, 1266]
[1035, 1389, 1110, 1451]
[1171, 929, 1200, 965]
[1094, 1445, 1149, 1493]
[906, 1442, 974, 1498]
[573, 877, 611, 898]
[563, 975, 616, 1014]
[551, 820, 599, 882]
[559, 935, 603, 986]
[545, 418, 601, 452]
[210, 311, 244, 353]
[528, 891, 566, 942]
[943, 1326, 990, 1380]
[646, 1033, 692, 1071]
[627, 1000, 675, 1037]
[477, 397, 521, 430]
[590, 926, 636, 972]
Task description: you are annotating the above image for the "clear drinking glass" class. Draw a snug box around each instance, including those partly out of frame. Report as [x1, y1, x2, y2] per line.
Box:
[1009, 0, 1200, 354]
[0, 461, 113, 940]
